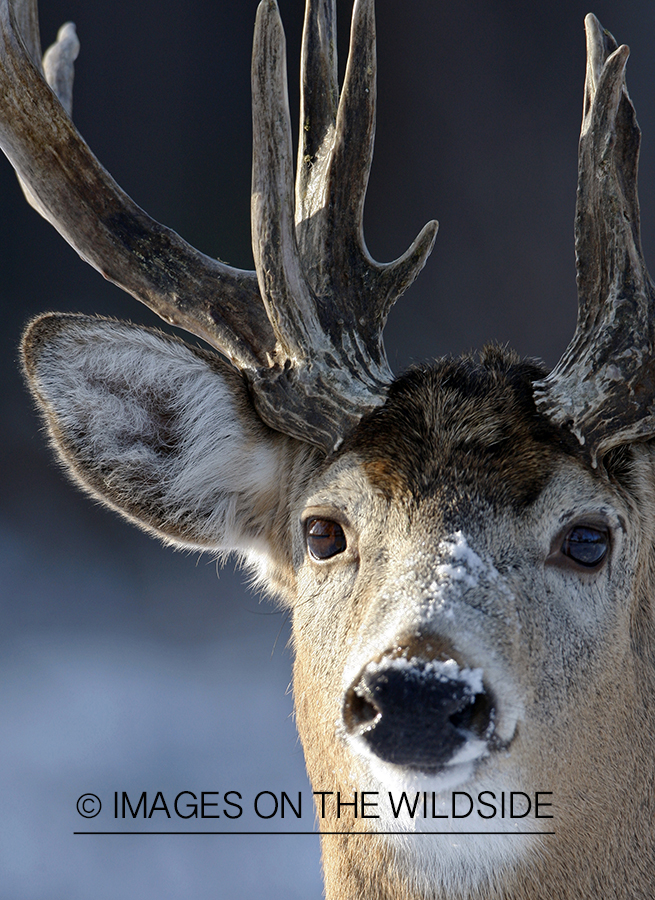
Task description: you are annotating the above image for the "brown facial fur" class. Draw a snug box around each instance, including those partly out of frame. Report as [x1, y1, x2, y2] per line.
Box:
[343, 347, 585, 509]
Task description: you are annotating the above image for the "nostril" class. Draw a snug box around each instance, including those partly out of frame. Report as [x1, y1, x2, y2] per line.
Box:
[343, 672, 382, 734]
[449, 689, 493, 738]
[344, 680, 381, 733]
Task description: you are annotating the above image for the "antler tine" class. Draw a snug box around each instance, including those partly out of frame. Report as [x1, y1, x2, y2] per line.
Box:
[0, 0, 275, 370]
[249, 0, 439, 451]
[251, 0, 325, 361]
[534, 14, 655, 465]
[250, 0, 394, 451]
[42, 21, 78, 117]
[297, 0, 338, 184]
[246, 0, 440, 451]
[296, 0, 439, 338]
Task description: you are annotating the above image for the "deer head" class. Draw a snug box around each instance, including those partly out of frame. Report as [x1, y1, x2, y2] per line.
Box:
[4, 1, 655, 898]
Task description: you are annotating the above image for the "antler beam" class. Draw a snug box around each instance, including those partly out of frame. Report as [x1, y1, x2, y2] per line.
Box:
[534, 14, 655, 465]
[0, 0, 274, 370]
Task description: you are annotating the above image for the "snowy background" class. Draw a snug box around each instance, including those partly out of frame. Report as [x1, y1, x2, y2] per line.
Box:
[2, 0, 655, 897]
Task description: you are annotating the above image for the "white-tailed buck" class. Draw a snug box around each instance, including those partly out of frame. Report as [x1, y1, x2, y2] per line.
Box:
[3, 0, 655, 896]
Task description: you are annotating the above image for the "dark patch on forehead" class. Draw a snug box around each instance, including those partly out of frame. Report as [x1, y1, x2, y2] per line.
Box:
[341, 346, 585, 510]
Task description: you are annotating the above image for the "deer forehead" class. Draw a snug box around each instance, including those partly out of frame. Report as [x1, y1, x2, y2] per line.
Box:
[297, 354, 597, 545]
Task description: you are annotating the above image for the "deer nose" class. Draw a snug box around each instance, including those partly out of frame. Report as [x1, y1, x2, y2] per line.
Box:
[343, 657, 494, 772]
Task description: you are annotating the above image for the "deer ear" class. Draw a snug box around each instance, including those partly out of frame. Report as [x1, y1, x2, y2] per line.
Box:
[21, 313, 309, 562]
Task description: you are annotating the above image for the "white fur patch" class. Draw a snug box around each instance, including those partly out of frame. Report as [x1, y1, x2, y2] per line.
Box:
[378, 775, 539, 896]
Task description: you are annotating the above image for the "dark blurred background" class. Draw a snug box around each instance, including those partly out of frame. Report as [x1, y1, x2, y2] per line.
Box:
[2, 1, 655, 897]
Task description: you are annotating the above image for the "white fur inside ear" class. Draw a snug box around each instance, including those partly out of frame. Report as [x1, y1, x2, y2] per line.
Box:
[27, 316, 288, 556]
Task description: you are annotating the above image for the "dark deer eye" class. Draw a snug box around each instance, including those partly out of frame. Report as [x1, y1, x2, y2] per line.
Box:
[306, 518, 347, 560]
[561, 526, 609, 568]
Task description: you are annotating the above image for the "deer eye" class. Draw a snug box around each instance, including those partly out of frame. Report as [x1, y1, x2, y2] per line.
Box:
[306, 518, 347, 560]
[561, 525, 609, 568]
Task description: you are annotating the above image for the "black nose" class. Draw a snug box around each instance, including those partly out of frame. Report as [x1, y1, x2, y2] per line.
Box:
[343, 658, 493, 772]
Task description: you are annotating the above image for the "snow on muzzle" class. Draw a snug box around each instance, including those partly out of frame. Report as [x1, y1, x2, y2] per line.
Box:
[343, 656, 495, 773]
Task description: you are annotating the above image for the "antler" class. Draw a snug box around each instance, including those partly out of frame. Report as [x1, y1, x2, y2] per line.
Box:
[0, 0, 274, 370]
[534, 14, 655, 465]
[0, 0, 437, 452]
